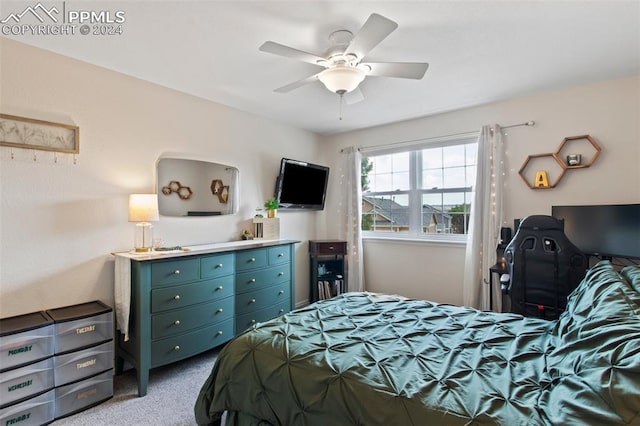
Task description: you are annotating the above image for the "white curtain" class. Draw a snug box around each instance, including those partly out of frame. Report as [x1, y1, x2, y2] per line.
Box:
[339, 147, 365, 292]
[463, 125, 505, 310]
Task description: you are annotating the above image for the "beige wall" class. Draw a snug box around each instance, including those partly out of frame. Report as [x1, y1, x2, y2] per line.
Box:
[0, 38, 324, 317]
[2, 37, 638, 315]
[322, 75, 640, 306]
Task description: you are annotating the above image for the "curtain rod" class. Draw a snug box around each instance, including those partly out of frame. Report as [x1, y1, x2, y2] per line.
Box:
[497, 120, 536, 130]
[340, 120, 535, 153]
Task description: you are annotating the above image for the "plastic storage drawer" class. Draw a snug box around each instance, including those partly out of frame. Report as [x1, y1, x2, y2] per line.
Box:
[0, 389, 55, 426]
[0, 311, 54, 372]
[54, 369, 113, 419]
[0, 357, 54, 408]
[46, 301, 113, 354]
[54, 341, 114, 387]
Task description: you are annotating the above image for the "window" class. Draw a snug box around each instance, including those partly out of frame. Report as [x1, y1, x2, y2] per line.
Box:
[361, 136, 478, 240]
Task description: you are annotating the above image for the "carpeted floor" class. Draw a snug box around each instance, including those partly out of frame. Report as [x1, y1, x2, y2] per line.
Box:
[51, 347, 221, 426]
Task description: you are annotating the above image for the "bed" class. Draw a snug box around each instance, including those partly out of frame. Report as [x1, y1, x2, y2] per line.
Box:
[194, 261, 640, 425]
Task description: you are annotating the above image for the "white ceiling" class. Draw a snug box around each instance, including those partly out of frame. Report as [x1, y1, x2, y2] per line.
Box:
[3, 1, 640, 135]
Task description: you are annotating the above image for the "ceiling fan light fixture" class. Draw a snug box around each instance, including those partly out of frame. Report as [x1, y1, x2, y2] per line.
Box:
[318, 66, 365, 94]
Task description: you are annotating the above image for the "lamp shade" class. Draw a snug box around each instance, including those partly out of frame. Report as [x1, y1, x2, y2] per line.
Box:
[318, 66, 366, 94]
[128, 194, 159, 222]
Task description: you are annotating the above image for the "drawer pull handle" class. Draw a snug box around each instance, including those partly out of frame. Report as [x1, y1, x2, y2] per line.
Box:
[278, 253, 284, 257]
[250, 299, 256, 304]
[216, 263, 223, 268]
[174, 320, 181, 326]
[216, 331, 223, 336]
[173, 270, 180, 275]
[249, 257, 256, 262]
[328, 246, 335, 250]
[174, 295, 181, 300]
[216, 308, 224, 313]
[278, 272, 284, 276]
[174, 345, 180, 351]
[278, 290, 284, 295]
[248, 278, 256, 284]
[216, 286, 224, 291]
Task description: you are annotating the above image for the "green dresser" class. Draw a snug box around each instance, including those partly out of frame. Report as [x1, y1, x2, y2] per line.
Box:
[114, 240, 297, 396]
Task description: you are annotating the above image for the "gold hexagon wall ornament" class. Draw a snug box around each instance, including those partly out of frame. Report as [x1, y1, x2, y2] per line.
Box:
[177, 186, 193, 200]
[553, 134, 601, 169]
[519, 134, 601, 189]
[161, 180, 193, 200]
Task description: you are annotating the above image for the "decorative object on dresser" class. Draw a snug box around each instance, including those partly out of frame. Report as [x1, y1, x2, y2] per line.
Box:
[253, 217, 280, 239]
[128, 194, 160, 253]
[263, 197, 278, 218]
[309, 240, 347, 302]
[112, 239, 298, 396]
[0, 301, 114, 425]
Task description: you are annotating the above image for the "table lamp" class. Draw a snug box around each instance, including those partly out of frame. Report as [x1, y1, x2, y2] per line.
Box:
[128, 194, 159, 252]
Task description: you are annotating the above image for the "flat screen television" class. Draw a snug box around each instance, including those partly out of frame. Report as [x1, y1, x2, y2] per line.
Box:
[275, 158, 330, 210]
[551, 203, 640, 259]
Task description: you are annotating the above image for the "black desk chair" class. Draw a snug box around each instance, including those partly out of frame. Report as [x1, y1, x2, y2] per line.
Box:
[502, 215, 587, 320]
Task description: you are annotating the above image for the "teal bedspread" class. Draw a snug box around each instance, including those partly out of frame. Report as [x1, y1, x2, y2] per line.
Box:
[195, 261, 640, 425]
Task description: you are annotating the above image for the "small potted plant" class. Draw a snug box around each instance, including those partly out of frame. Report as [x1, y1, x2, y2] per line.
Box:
[264, 197, 278, 218]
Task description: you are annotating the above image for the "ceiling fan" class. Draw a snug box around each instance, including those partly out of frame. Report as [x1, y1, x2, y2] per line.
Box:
[259, 13, 429, 102]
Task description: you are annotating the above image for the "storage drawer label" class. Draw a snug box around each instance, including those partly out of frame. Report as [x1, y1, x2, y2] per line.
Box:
[6, 412, 31, 424]
[7, 379, 32, 392]
[77, 359, 96, 369]
[76, 325, 95, 334]
[7, 345, 31, 356]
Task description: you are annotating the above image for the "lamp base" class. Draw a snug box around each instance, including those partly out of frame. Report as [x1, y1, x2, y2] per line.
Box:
[134, 222, 154, 253]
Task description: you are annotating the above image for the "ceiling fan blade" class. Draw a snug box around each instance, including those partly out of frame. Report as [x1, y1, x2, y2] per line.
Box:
[344, 87, 365, 105]
[362, 62, 429, 79]
[344, 13, 398, 60]
[274, 73, 321, 93]
[259, 41, 326, 66]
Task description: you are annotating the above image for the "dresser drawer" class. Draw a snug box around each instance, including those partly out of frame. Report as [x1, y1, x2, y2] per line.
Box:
[151, 276, 233, 313]
[54, 341, 113, 387]
[268, 246, 290, 265]
[310, 241, 347, 256]
[236, 285, 290, 316]
[54, 369, 113, 419]
[0, 312, 54, 371]
[48, 304, 112, 354]
[151, 258, 199, 287]
[236, 266, 290, 294]
[0, 357, 54, 407]
[236, 249, 268, 271]
[0, 389, 55, 426]
[201, 253, 234, 279]
[151, 319, 234, 368]
[151, 298, 234, 340]
[236, 301, 289, 333]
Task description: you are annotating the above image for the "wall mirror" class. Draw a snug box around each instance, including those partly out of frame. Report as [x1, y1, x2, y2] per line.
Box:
[157, 158, 239, 217]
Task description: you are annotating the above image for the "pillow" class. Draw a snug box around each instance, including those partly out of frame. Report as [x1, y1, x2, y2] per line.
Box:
[621, 264, 640, 294]
[544, 261, 640, 424]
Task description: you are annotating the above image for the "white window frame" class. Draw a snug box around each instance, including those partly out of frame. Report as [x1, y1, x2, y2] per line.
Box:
[361, 133, 479, 244]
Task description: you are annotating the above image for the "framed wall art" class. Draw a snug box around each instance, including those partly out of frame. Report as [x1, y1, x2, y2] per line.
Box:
[0, 113, 79, 154]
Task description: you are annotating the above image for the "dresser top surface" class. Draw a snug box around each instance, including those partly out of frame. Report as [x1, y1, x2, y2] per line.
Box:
[113, 239, 299, 261]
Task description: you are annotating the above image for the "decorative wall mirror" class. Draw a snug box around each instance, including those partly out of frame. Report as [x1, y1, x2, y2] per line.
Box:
[157, 158, 239, 217]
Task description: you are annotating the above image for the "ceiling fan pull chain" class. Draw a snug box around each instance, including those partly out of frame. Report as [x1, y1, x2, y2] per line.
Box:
[339, 93, 344, 121]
